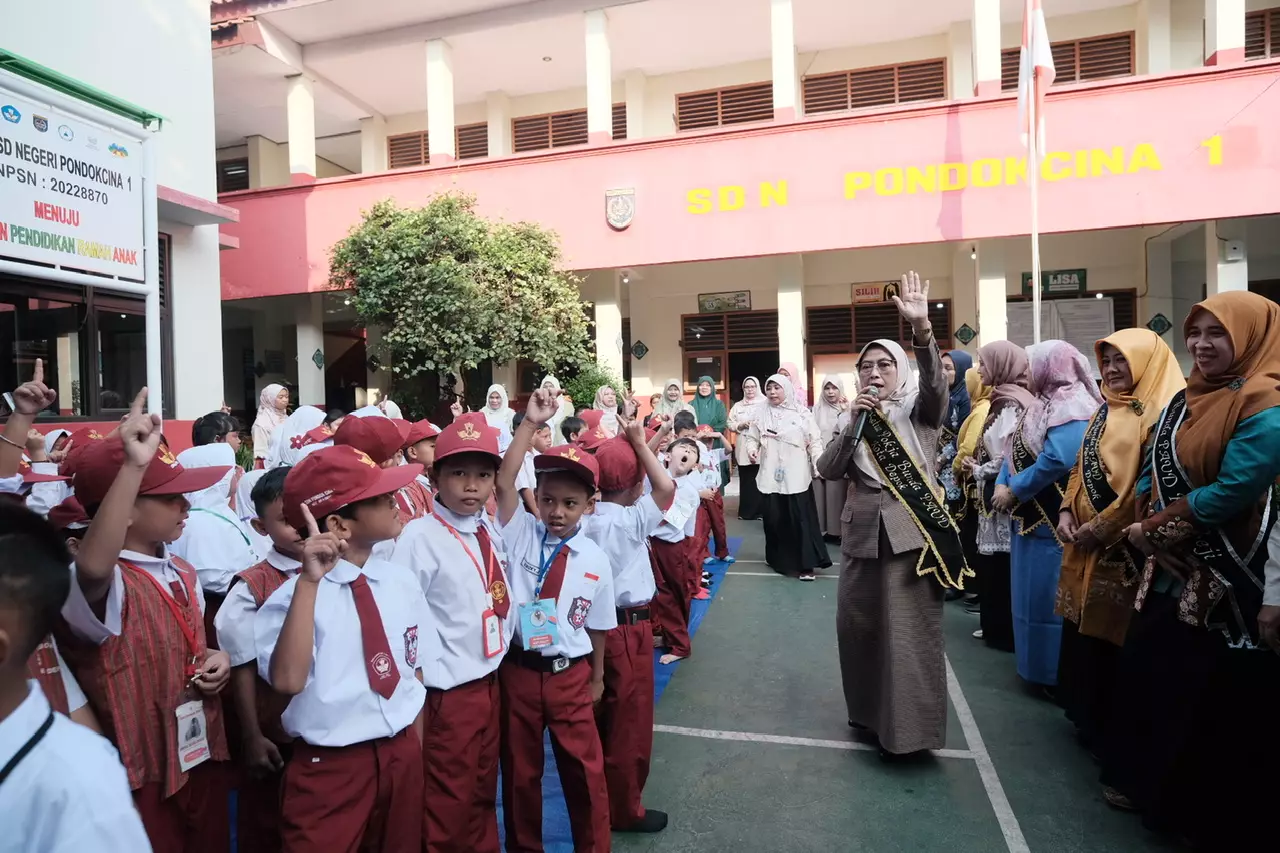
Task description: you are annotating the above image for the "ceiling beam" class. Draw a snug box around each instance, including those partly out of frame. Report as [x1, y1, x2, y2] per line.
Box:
[302, 0, 646, 64]
[256, 17, 384, 120]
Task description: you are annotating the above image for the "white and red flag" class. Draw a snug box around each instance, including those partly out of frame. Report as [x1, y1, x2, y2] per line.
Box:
[1017, 0, 1056, 157]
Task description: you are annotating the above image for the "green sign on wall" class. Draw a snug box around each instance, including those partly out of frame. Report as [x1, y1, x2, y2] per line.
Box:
[1021, 268, 1087, 296]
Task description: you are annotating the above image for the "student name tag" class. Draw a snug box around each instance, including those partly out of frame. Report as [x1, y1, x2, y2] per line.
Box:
[482, 608, 504, 659]
[175, 700, 211, 773]
[663, 491, 698, 530]
[519, 599, 559, 651]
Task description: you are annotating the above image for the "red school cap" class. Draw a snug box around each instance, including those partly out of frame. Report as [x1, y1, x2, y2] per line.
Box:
[403, 419, 440, 447]
[19, 458, 70, 484]
[58, 426, 109, 478]
[73, 435, 229, 510]
[47, 496, 90, 531]
[333, 416, 409, 465]
[433, 412, 500, 464]
[534, 443, 600, 492]
[578, 410, 603, 431]
[594, 436, 643, 492]
[282, 444, 423, 531]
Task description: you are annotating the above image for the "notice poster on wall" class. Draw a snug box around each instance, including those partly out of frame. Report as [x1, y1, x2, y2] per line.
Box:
[0, 84, 144, 279]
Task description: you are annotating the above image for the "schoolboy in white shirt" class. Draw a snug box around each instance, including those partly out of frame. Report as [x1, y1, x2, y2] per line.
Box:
[583, 412, 675, 834]
[495, 389, 617, 853]
[391, 412, 513, 853]
[650, 439, 703, 665]
[255, 444, 429, 853]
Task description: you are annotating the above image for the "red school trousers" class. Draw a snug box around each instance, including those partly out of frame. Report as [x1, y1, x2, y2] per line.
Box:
[649, 538, 691, 658]
[132, 760, 232, 853]
[702, 491, 728, 560]
[279, 728, 423, 853]
[499, 654, 611, 853]
[422, 674, 501, 853]
[598, 614, 655, 829]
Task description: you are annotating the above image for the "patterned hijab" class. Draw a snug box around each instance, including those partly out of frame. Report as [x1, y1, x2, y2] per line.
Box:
[1021, 340, 1103, 455]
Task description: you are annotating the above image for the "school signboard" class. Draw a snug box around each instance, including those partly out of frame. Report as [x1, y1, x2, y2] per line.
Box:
[0, 85, 144, 278]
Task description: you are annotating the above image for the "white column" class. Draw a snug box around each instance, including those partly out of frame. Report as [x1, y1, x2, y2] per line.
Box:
[1143, 233, 1180, 363]
[1138, 0, 1172, 74]
[776, 254, 806, 390]
[951, 243, 979, 354]
[971, 0, 1002, 97]
[486, 91, 511, 157]
[295, 293, 326, 406]
[976, 240, 1007, 345]
[584, 9, 613, 144]
[426, 39, 456, 163]
[624, 69, 646, 140]
[594, 272, 624, 377]
[1205, 220, 1249, 294]
[948, 22, 975, 100]
[285, 75, 316, 183]
[359, 116, 387, 173]
[769, 0, 799, 121]
[1205, 0, 1246, 66]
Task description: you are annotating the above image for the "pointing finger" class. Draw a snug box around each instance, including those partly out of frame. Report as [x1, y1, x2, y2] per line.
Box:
[130, 387, 148, 418]
[300, 502, 321, 538]
[32, 357, 43, 385]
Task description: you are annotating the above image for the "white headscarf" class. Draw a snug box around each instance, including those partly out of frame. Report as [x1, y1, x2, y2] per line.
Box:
[266, 405, 328, 469]
[541, 375, 574, 445]
[653, 378, 692, 419]
[592, 385, 619, 436]
[730, 376, 763, 423]
[44, 428, 70, 455]
[235, 469, 266, 521]
[377, 398, 403, 419]
[484, 384, 514, 430]
[850, 339, 929, 486]
[176, 444, 238, 512]
[812, 374, 846, 438]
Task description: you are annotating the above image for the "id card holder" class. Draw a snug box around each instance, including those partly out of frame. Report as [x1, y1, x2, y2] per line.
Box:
[482, 608, 504, 658]
[175, 700, 211, 772]
[518, 599, 559, 651]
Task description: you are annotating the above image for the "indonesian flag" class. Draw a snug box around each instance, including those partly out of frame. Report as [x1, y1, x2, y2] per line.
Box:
[1017, 0, 1055, 157]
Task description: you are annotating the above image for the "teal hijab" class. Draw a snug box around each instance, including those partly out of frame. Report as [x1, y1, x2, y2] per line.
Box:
[690, 376, 727, 430]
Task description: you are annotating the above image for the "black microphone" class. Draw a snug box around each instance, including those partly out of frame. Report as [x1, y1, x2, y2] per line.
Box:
[851, 386, 879, 445]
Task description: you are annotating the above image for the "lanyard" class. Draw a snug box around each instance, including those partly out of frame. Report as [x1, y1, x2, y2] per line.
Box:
[430, 511, 496, 593]
[190, 508, 252, 548]
[0, 712, 54, 787]
[534, 529, 576, 599]
[122, 560, 203, 676]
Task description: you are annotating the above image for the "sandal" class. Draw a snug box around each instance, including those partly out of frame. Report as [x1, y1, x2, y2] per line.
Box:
[1103, 787, 1136, 811]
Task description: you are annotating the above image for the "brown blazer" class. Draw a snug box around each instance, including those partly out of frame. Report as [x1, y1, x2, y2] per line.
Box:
[816, 335, 948, 559]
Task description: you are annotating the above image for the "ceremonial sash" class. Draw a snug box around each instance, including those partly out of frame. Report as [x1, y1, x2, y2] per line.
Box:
[1147, 391, 1272, 649]
[973, 423, 996, 518]
[1077, 404, 1141, 583]
[1010, 414, 1070, 541]
[864, 410, 975, 591]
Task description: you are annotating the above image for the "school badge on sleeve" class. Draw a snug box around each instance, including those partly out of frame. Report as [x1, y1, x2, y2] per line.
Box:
[403, 626, 419, 667]
[567, 596, 593, 630]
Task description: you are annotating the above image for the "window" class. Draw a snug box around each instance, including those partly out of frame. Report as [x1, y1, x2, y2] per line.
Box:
[1001, 33, 1134, 90]
[512, 109, 588, 153]
[675, 82, 774, 131]
[612, 102, 627, 141]
[1246, 8, 1280, 59]
[804, 301, 954, 355]
[216, 158, 250, 193]
[388, 131, 429, 169]
[456, 122, 489, 160]
[803, 59, 947, 115]
[0, 236, 174, 421]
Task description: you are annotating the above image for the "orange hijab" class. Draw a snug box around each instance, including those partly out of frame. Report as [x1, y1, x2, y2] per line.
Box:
[1177, 292, 1280, 489]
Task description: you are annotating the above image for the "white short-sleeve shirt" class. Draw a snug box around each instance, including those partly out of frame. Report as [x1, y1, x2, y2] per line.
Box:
[214, 549, 302, 667]
[514, 451, 538, 493]
[391, 502, 516, 690]
[582, 496, 665, 608]
[254, 557, 429, 747]
[170, 507, 261, 595]
[497, 506, 617, 658]
[651, 475, 699, 544]
[0, 682, 151, 853]
[60, 549, 206, 646]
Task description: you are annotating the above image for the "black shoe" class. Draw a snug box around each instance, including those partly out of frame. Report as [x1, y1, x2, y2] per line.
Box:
[616, 809, 668, 833]
[848, 720, 867, 730]
[944, 589, 963, 602]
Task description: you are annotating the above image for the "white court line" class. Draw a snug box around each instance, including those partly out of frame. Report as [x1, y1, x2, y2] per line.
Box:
[653, 724, 974, 761]
[945, 656, 1030, 853]
[723, 571, 837, 578]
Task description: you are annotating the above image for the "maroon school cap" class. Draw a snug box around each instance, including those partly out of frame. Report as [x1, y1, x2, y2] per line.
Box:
[333, 416, 409, 465]
[594, 436, 642, 492]
[534, 444, 600, 492]
[73, 435, 229, 509]
[434, 413, 500, 464]
[47, 496, 90, 531]
[58, 426, 109, 478]
[404, 419, 440, 447]
[282, 444, 423, 531]
[19, 458, 69, 484]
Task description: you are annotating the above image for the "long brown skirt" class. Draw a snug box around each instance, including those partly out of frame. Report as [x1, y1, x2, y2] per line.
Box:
[837, 526, 946, 754]
[812, 477, 846, 537]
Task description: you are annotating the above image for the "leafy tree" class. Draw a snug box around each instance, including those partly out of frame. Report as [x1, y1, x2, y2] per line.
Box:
[562, 361, 628, 414]
[329, 194, 592, 385]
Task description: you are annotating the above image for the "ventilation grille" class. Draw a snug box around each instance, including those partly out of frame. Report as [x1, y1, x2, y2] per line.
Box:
[388, 131, 428, 169]
[676, 82, 773, 131]
[726, 311, 779, 349]
[804, 59, 946, 115]
[806, 306, 854, 347]
[1001, 32, 1134, 90]
[455, 122, 488, 160]
[216, 158, 249, 192]
[612, 102, 627, 140]
[512, 109, 589, 152]
[682, 315, 727, 352]
[1246, 8, 1280, 59]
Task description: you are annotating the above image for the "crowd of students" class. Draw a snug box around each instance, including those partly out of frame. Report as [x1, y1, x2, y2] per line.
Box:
[0, 352, 753, 853]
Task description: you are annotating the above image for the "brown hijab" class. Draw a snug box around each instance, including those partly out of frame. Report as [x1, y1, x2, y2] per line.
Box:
[1176, 292, 1280, 488]
[977, 341, 1037, 415]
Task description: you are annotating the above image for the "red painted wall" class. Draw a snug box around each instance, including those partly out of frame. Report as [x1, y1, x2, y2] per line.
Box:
[219, 61, 1280, 301]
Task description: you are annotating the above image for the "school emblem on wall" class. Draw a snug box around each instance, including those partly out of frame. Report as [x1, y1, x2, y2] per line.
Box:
[567, 596, 593, 630]
[403, 626, 418, 667]
[605, 188, 635, 231]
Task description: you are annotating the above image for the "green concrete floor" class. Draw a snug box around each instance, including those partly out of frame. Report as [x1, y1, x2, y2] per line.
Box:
[615, 510, 1180, 853]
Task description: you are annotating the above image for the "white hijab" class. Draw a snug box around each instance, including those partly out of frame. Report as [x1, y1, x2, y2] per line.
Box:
[541, 376, 573, 444]
[266, 406, 327, 469]
[176, 444, 238, 512]
[730, 376, 763, 424]
[484, 384, 514, 430]
[851, 339, 929, 486]
[812, 374, 845, 437]
[592, 385, 619, 435]
[44, 428, 70, 455]
[654, 378, 692, 419]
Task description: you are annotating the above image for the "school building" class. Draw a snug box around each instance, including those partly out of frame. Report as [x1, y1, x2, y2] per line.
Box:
[212, 0, 1280, 410]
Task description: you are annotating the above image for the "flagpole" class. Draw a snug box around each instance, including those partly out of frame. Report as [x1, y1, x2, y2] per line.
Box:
[1029, 92, 1042, 345]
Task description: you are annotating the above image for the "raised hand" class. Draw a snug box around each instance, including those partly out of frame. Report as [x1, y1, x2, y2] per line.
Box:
[119, 388, 162, 469]
[525, 387, 561, 426]
[891, 270, 931, 328]
[619, 410, 645, 446]
[12, 358, 57, 415]
[450, 399, 464, 418]
[299, 503, 346, 582]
